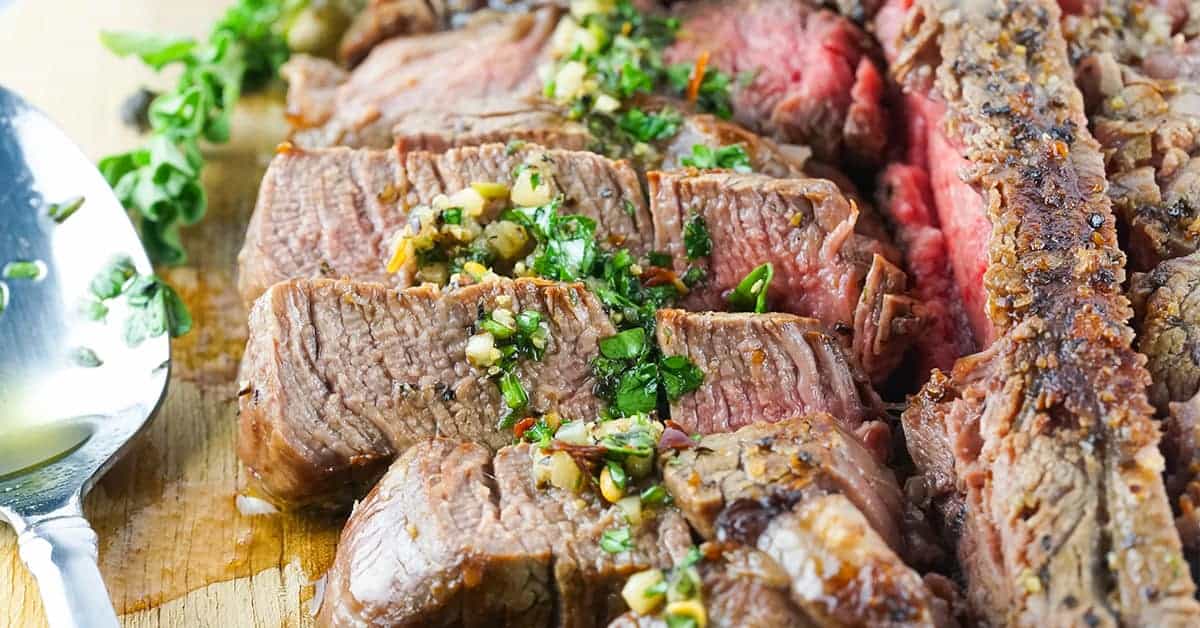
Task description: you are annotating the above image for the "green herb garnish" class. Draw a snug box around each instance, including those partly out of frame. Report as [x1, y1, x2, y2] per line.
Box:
[2, 261, 45, 281]
[88, 256, 192, 344]
[71, 347, 104, 368]
[729, 263, 774, 313]
[683, 214, 712, 260]
[98, 0, 291, 265]
[47, 196, 85, 223]
[600, 526, 635, 554]
[640, 484, 669, 505]
[504, 198, 598, 282]
[680, 144, 752, 172]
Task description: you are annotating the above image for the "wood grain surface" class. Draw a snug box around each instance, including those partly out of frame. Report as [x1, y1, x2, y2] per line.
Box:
[0, 2, 344, 626]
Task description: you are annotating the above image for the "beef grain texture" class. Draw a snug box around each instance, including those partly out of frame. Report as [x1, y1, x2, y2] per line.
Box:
[606, 546, 813, 628]
[658, 417, 951, 627]
[876, 164, 977, 372]
[649, 171, 922, 383]
[285, 8, 558, 149]
[1064, 0, 1200, 271]
[237, 143, 652, 308]
[666, 0, 888, 166]
[318, 438, 693, 627]
[1130, 251, 1200, 411]
[885, 0, 1200, 623]
[237, 277, 614, 507]
[655, 309, 888, 444]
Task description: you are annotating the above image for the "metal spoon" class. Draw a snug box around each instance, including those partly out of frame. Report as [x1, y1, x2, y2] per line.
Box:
[0, 85, 169, 627]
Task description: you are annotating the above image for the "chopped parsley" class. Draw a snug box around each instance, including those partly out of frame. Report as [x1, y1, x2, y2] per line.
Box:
[86, 256, 192, 345]
[683, 214, 712, 260]
[640, 484, 670, 505]
[2, 260, 46, 281]
[600, 526, 635, 554]
[469, 306, 550, 431]
[47, 196, 85, 223]
[545, 1, 732, 159]
[728, 262, 774, 313]
[504, 198, 598, 282]
[680, 144, 752, 172]
[592, 328, 704, 417]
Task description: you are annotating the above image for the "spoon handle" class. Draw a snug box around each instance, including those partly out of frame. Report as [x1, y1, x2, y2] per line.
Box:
[16, 513, 119, 628]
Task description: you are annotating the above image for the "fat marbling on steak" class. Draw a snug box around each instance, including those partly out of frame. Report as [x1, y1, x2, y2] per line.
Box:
[237, 277, 614, 506]
[317, 438, 693, 627]
[285, 8, 558, 149]
[658, 417, 951, 627]
[649, 172, 922, 383]
[236, 142, 651, 308]
[879, 0, 1200, 623]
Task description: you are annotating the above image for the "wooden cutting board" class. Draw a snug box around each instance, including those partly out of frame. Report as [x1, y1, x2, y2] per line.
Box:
[0, 2, 344, 626]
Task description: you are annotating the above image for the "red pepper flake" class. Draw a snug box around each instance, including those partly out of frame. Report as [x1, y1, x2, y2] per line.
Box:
[513, 417, 537, 439]
[686, 51, 710, 104]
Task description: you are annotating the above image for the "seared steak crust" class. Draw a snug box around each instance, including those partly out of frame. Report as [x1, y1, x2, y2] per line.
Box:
[889, 0, 1200, 623]
[318, 439, 692, 627]
[649, 171, 921, 382]
[237, 278, 614, 506]
[655, 310, 886, 440]
[237, 143, 651, 308]
[1130, 251, 1200, 411]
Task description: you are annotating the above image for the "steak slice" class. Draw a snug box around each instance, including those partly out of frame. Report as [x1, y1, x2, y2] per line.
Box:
[391, 97, 593, 154]
[607, 547, 812, 628]
[237, 277, 614, 507]
[1064, 1, 1200, 271]
[286, 8, 558, 149]
[876, 164, 977, 372]
[318, 438, 693, 627]
[655, 310, 886, 442]
[649, 170, 922, 382]
[883, 0, 1200, 623]
[658, 417, 946, 627]
[237, 142, 651, 308]
[1130, 251, 1200, 411]
[666, 0, 888, 166]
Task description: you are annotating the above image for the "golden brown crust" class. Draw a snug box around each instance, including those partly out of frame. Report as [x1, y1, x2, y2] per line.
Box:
[892, 0, 1200, 623]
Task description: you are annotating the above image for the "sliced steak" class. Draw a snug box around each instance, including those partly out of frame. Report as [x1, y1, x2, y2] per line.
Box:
[607, 547, 812, 628]
[655, 310, 886, 443]
[1064, 1, 1200, 271]
[659, 417, 946, 627]
[318, 438, 693, 626]
[1130, 251, 1200, 411]
[667, 0, 888, 166]
[237, 277, 614, 506]
[883, 0, 1200, 623]
[1167, 392, 1200, 573]
[286, 8, 558, 149]
[391, 97, 593, 154]
[237, 142, 651, 308]
[339, 0, 444, 67]
[649, 170, 922, 382]
[876, 164, 977, 372]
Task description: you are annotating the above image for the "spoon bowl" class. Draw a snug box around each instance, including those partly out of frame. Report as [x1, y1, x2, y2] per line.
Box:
[0, 84, 170, 628]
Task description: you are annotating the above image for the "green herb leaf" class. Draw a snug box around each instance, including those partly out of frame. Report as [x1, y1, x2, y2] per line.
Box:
[640, 484, 669, 505]
[47, 196, 85, 223]
[658, 355, 704, 400]
[2, 260, 45, 281]
[100, 31, 197, 70]
[71, 347, 103, 368]
[122, 274, 193, 344]
[90, 256, 137, 300]
[441, 208, 463, 225]
[680, 143, 752, 173]
[600, 526, 634, 554]
[647, 251, 672, 268]
[683, 214, 712, 260]
[599, 328, 646, 360]
[606, 460, 628, 491]
[728, 262, 774, 313]
[499, 371, 529, 411]
[614, 362, 660, 415]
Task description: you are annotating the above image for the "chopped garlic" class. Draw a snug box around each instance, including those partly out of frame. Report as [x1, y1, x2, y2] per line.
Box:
[447, 187, 486, 217]
[621, 569, 665, 615]
[471, 181, 510, 200]
[553, 61, 588, 103]
[511, 166, 554, 207]
[593, 93, 621, 114]
[466, 332, 501, 367]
